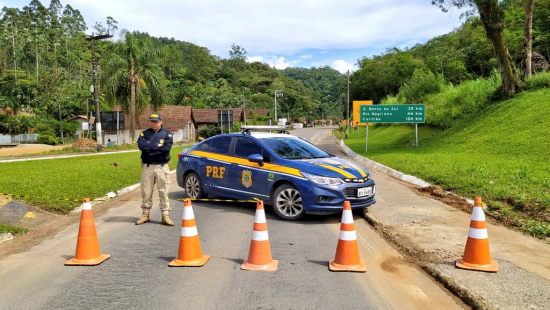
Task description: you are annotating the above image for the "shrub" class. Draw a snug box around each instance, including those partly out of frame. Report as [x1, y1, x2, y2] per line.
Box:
[198, 125, 221, 139]
[250, 114, 271, 125]
[34, 122, 54, 134]
[38, 134, 60, 145]
[524, 71, 550, 90]
[398, 69, 445, 104]
[232, 122, 242, 133]
[425, 69, 501, 129]
[380, 94, 401, 104]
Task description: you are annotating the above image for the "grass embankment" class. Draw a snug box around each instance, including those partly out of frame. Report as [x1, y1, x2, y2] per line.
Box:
[343, 88, 550, 238]
[0, 145, 189, 214]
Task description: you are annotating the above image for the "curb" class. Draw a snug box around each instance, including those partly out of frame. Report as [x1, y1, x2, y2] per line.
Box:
[0, 233, 14, 244]
[338, 139, 432, 188]
[69, 170, 176, 214]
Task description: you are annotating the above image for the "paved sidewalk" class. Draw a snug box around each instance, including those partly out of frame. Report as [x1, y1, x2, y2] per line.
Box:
[316, 133, 550, 310]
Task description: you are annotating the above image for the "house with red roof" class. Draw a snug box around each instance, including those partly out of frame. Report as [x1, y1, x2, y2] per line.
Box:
[109, 105, 195, 144]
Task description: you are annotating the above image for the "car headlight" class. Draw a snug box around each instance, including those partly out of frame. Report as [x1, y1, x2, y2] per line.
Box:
[303, 172, 344, 186]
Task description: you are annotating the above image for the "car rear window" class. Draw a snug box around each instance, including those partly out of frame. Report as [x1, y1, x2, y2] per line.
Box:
[199, 136, 232, 155]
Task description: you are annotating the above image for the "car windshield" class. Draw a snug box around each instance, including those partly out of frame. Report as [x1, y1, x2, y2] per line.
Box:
[260, 137, 330, 159]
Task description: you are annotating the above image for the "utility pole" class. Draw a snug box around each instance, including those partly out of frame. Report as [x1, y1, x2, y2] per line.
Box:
[274, 90, 283, 125]
[338, 99, 341, 124]
[86, 32, 112, 151]
[345, 70, 350, 139]
[242, 88, 246, 125]
[57, 92, 64, 143]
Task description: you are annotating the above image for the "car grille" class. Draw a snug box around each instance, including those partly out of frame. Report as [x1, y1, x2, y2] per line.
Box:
[343, 176, 370, 183]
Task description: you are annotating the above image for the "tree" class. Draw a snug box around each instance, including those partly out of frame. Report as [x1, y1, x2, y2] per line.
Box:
[432, 0, 522, 96]
[229, 43, 247, 60]
[60, 4, 86, 74]
[101, 30, 166, 142]
[1, 7, 23, 75]
[105, 16, 118, 38]
[522, 0, 535, 78]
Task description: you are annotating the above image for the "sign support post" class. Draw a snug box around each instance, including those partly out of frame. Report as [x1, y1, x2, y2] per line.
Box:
[415, 123, 419, 147]
[366, 125, 369, 153]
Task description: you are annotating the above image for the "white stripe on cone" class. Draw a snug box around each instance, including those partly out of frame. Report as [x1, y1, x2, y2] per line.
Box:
[471, 207, 486, 221]
[468, 227, 489, 239]
[252, 230, 269, 241]
[341, 210, 353, 224]
[254, 209, 266, 223]
[182, 206, 195, 220]
[181, 226, 198, 237]
[339, 230, 357, 241]
[82, 202, 92, 210]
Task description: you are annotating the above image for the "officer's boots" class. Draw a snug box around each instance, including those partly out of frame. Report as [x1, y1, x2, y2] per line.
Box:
[135, 212, 150, 225]
[161, 211, 175, 226]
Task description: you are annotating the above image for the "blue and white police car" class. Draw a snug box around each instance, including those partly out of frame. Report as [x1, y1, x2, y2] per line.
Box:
[176, 126, 376, 220]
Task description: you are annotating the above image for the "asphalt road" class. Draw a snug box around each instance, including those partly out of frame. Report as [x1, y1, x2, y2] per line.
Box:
[0, 127, 469, 310]
[0, 190, 467, 310]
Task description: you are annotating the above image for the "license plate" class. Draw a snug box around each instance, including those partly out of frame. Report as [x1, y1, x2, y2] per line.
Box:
[357, 187, 372, 198]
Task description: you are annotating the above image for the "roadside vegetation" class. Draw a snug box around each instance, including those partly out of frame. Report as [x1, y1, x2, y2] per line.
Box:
[0, 145, 189, 213]
[338, 72, 550, 238]
[0, 223, 28, 235]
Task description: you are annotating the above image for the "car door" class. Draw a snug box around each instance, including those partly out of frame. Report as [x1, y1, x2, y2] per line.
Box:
[196, 136, 233, 196]
[224, 136, 271, 201]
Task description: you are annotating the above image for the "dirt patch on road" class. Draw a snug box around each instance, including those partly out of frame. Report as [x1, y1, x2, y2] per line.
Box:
[0, 144, 69, 156]
[0, 138, 99, 157]
[416, 186, 473, 214]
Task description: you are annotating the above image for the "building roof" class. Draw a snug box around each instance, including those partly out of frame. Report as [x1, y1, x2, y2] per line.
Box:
[67, 115, 88, 121]
[113, 105, 194, 130]
[193, 108, 243, 123]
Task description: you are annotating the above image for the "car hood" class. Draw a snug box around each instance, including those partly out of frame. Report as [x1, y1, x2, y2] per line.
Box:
[285, 157, 370, 180]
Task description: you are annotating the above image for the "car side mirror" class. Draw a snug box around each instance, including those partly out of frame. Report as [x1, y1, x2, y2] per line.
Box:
[247, 154, 264, 166]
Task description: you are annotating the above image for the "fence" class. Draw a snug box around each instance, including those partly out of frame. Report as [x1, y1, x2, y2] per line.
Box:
[0, 134, 77, 145]
[0, 134, 39, 144]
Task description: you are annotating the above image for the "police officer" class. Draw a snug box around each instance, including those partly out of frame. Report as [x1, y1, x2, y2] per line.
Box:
[135, 112, 175, 226]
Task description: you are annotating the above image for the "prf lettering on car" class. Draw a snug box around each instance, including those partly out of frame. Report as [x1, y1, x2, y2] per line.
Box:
[206, 166, 225, 179]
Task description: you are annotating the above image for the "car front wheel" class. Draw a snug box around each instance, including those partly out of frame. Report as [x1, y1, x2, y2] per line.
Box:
[184, 172, 206, 199]
[272, 183, 304, 220]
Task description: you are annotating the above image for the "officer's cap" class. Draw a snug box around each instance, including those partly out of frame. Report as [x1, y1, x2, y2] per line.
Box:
[149, 112, 162, 121]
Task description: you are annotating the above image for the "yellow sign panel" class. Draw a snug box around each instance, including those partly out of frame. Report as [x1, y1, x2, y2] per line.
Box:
[352, 100, 373, 126]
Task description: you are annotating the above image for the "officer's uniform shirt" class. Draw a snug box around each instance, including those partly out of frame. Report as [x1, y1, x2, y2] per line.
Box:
[137, 126, 173, 165]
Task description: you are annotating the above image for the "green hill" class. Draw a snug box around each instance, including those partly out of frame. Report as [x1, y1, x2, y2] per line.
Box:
[344, 88, 550, 238]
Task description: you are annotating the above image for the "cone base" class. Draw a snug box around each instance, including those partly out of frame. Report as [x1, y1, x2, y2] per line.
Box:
[241, 258, 278, 271]
[65, 254, 110, 266]
[329, 259, 367, 272]
[169, 254, 210, 267]
[456, 257, 498, 272]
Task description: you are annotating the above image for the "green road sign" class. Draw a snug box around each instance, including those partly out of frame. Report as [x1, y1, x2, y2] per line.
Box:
[360, 104, 425, 123]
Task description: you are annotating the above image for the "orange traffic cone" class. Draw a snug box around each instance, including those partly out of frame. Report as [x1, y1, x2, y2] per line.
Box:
[329, 201, 367, 272]
[169, 199, 210, 267]
[241, 200, 278, 271]
[456, 197, 498, 272]
[65, 198, 110, 266]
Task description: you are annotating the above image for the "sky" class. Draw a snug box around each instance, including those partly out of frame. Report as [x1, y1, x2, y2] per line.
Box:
[1, 0, 465, 73]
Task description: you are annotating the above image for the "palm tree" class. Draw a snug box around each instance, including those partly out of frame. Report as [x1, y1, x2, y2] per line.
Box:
[101, 30, 166, 142]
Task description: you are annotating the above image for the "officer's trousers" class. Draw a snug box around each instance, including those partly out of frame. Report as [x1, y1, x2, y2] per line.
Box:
[140, 163, 171, 213]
